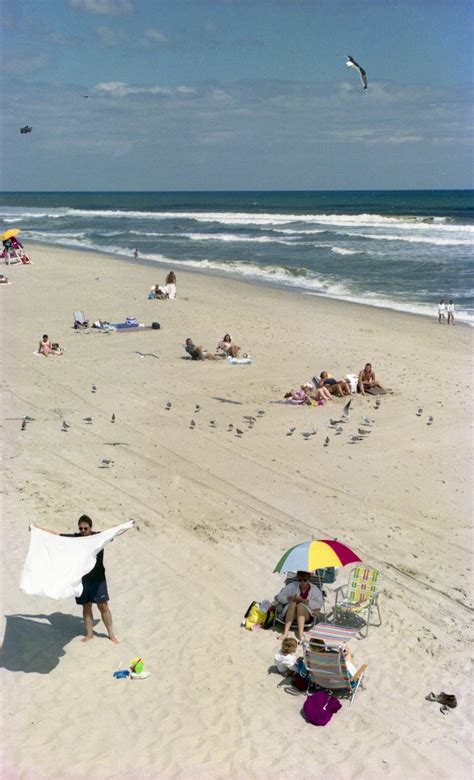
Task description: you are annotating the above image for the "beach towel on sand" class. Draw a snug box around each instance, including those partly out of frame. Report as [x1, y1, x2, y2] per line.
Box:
[20, 521, 133, 600]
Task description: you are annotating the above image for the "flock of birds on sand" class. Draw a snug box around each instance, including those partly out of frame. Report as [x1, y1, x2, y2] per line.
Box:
[18, 386, 434, 463]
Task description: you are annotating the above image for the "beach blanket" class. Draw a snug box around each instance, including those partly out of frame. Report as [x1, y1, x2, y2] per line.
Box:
[20, 521, 133, 600]
[364, 386, 386, 395]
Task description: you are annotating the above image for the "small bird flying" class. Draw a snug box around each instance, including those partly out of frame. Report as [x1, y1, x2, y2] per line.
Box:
[346, 55, 368, 90]
[342, 400, 352, 417]
[20, 125, 32, 134]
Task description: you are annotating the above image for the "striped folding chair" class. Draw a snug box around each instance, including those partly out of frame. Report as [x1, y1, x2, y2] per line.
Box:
[333, 566, 382, 637]
[304, 646, 367, 705]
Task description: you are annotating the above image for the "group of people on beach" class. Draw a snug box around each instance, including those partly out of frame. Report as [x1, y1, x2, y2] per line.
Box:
[185, 333, 242, 360]
[149, 271, 177, 300]
[285, 363, 385, 404]
[438, 298, 455, 324]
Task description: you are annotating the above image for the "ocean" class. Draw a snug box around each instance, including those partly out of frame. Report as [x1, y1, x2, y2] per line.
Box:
[1, 190, 473, 325]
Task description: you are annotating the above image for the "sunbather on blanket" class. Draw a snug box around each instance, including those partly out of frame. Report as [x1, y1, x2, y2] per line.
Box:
[302, 382, 334, 403]
[319, 372, 351, 397]
[216, 333, 240, 358]
[357, 363, 386, 395]
[38, 334, 62, 356]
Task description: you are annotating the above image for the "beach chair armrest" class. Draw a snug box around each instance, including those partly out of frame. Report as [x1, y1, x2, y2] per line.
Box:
[352, 664, 368, 681]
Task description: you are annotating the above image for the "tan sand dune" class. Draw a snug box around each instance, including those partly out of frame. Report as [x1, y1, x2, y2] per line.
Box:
[1, 243, 472, 779]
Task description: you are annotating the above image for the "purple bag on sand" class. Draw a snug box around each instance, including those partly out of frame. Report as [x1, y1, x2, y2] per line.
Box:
[303, 691, 342, 726]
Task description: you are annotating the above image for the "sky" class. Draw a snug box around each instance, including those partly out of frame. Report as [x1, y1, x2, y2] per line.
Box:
[1, 0, 473, 191]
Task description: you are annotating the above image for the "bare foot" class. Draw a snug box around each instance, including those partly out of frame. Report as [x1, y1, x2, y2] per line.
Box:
[108, 635, 120, 644]
[81, 635, 94, 643]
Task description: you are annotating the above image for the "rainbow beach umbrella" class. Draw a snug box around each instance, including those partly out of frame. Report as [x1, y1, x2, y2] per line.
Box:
[274, 539, 361, 574]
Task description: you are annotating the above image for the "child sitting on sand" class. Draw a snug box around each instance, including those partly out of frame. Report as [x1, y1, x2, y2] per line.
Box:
[38, 334, 62, 357]
[274, 637, 300, 676]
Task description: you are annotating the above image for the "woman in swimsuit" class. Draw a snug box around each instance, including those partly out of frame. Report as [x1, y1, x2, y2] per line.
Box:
[319, 371, 351, 397]
[357, 363, 385, 395]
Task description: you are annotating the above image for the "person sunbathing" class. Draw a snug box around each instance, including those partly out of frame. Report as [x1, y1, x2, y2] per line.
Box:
[319, 372, 351, 397]
[302, 382, 334, 403]
[38, 334, 62, 357]
[216, 333, 240, 358]
[185, 338, 218, 360]
[274, 571, 323, 642]
[358, 363, 385, 395]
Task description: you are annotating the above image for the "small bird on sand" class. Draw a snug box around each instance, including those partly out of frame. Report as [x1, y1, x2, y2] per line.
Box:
[374, 399, 381, 409]
[21, 418, 27, 431]
[83, 417, 94, 424]
[416, 408, 423, 417]
[195, 404, 201, 413]
[257, 410, 265, 416]
[351, 435, 364, 442]
[24, 416, 35, 422]
[311, 428, 317, 436]
[330, 418, 343, 426]
[227, 424, 234, 432]
[287, 427, 296, 436]
[302, 432, 312, 440]
[209, 420, 217, 429]
[358, 428, 371, 435]
[362, 417, 373, 426]
[99, 458, 114, 467]
[427, 416, 434, 425]
[166, 401, 172, 411]
[111, 413, 116, 423]
[335, 426, 344, 435]
[236, 428, 244, 436]
[91, 384, 97, 393]
[342, 400, 352, 417]
[324, 436, 330, 447]
[62, 421, 70, 432]
[190, 420, 196, 429]
[243, 415, 256, 422]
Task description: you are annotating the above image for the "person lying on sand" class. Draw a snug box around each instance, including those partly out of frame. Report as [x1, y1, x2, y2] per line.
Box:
[38, 334, 62, 356]
[216, 333, 240, 358]
[302, 381, 334, 403]
[185, 337, 219, 360]
[319, 372, 351, 397]
[357, 363, 385, 395]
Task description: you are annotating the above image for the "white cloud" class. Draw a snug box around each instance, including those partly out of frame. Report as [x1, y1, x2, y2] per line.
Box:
[176, 86, 196, 94]
[143, 27, 169, 44]
[96, 26, 124, 46]
[94, 81, 171, 97]
[71, 0, 132, 15]
[2, 53, 50, 75]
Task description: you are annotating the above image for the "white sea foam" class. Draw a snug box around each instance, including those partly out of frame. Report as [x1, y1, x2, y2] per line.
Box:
[330, 247, 362, 256]
[345, 232, 472, 247]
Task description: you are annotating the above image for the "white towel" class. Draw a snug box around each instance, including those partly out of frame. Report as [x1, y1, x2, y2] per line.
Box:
[20, 521, 133, 600]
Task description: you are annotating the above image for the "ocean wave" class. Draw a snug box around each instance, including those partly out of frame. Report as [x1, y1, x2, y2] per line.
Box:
[346, 232, 472, 246]
[330, 247, 363, 256]
[3, 205, 471, 233]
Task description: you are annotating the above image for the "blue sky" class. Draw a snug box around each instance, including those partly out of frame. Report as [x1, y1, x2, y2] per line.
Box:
[1, 0, 473, 190]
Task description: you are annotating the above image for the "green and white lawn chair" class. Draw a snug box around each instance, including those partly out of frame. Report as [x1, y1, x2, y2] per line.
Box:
[333, 565, 382, 637]
[304, 645, 367, 705]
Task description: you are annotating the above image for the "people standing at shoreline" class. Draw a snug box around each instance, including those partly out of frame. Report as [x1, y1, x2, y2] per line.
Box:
[165, 271, 177, 299]
[133, 248, 138, 260]
[438, 298, 446, 324]
[447, 299, 455, 325]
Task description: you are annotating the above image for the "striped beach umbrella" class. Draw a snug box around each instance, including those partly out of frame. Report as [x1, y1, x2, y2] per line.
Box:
[274, 539, 362, 574]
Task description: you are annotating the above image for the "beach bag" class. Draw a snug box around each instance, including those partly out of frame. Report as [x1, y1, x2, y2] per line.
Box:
[303, 691, 342, 726]
[292, 672, 309, 692]
[262, 606, 275, 629]
[148, 291, 156, 300]
[151, 322, 160, 330]
[126, 316, 138, 326]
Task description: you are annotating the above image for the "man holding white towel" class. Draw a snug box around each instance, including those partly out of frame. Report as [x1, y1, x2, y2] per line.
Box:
[36, 515, 132, 644]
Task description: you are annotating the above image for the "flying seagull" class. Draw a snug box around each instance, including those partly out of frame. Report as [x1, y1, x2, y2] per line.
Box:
[342, 399, 352, 417]
[346, 55, 368, 90]
[20, 125, 32, 134]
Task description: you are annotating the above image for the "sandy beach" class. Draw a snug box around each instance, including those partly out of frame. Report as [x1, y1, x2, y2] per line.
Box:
[1, 242, 473, 779]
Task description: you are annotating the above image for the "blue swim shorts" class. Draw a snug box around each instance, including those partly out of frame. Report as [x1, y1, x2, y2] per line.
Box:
[75, 579, 109, 605]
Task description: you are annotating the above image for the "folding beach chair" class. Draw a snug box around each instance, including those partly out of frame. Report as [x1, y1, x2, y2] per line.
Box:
[304, 645, 367, 705]
[73, 310, 89, 329]
[333, 566, 382, 637]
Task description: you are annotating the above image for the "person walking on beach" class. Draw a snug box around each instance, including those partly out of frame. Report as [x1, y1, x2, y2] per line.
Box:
[133, 248, 139, 260]
[438, 298, 446, 324]
[36, 515, 131, 644]
[447, 299, 455, 325]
